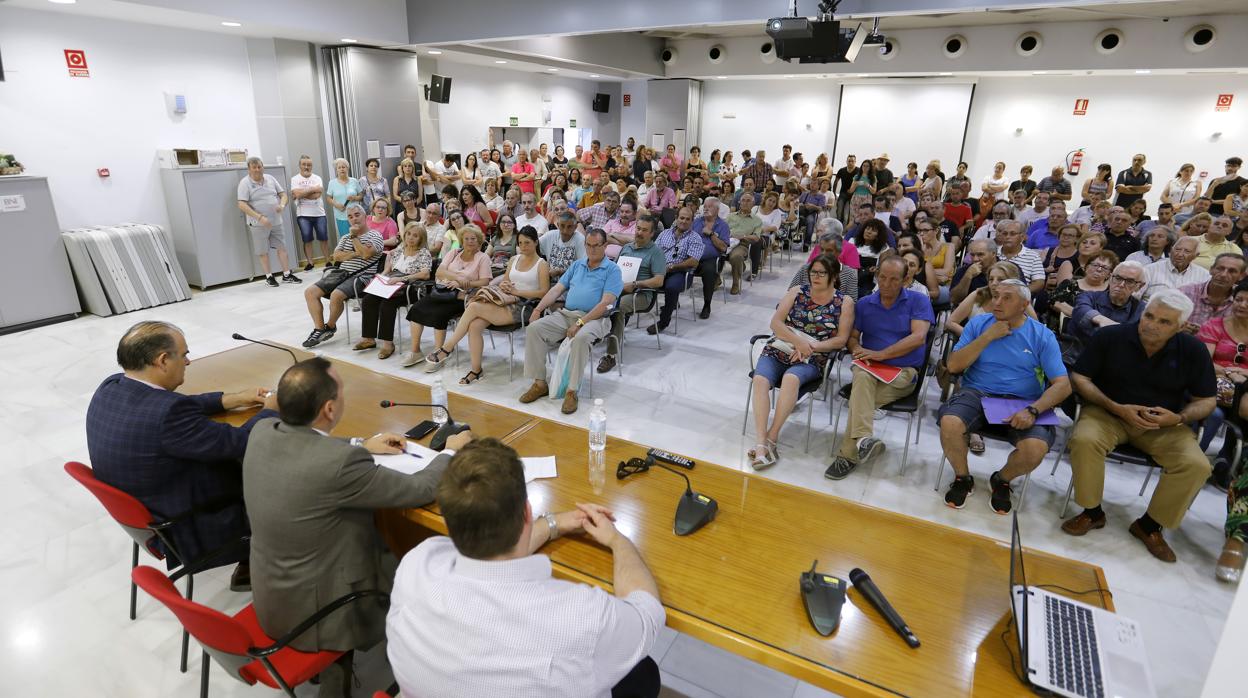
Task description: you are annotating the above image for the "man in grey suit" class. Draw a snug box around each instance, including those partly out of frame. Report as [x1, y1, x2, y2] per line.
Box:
[243, 356, 472, 697]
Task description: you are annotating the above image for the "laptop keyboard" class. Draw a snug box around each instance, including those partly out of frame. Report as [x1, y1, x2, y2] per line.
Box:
[1044, 595, 1105, 698]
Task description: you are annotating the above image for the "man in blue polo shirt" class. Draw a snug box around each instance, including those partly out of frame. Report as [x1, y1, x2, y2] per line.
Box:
[827, 256, 934, 479]
[519, 229, 622, 414]
[938, 280, 1071, 513]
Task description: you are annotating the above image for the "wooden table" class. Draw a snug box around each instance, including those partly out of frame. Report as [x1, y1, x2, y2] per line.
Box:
[188, 344, 1113, 697]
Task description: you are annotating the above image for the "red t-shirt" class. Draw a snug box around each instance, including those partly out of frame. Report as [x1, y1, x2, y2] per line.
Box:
[511, 162, 536, 194]
[580, 151, 604, 181]
[944, 202, 973, 229]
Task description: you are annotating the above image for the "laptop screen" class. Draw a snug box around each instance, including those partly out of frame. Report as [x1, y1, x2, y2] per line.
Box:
[1009, 512, 1029, 666]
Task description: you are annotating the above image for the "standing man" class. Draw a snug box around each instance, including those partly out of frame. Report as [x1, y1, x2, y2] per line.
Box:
[386, 439, 664, 698]
[798, 180, 830, 251]
[834, 154, 859, 222]
[244, 357, 472, 696]
[740, 149, 775, 194]
[1062, 290, 1215, 562]
[520, 229, 621, 414]
[290, 155, 329, 272]
[1037, 166, 1073, 203]
[581, 139, 609, 182]
[1114, 153, 1153, 209]
[301, 203, 383, 348]
[1208, 157, 1245, 216]
[598, 215, 665, 372]
[939, 280, 1070, 512]
[647, 209, 706, 335]
[874, 154, 897, 198]
[691, 202, 730, 318]
[826, 256, 934, 480]
[238, 157, 298, 286]
[499, 139, 519, 189]
[1141, 236, 1208, 301]
[726, 193, 764, 295]
[773, 144, 798, 187]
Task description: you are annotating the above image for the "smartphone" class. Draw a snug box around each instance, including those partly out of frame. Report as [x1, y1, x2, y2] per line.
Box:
[405, 420, 438, 440]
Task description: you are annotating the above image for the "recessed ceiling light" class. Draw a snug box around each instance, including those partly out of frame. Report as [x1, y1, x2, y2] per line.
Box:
[1032, 70, 1048, 75]
[547, 68, 558, 71]
[221, 21, 242, 27]
[1135, 69, 1152, 74]
[428, 50, 442, 55]
[857, 73, 869, 77]
[939, 72, 952, 76]
[495, 60, 508, 64]
[715, 76, 727, 79]
[341, 38, 358, 43]
[48, 0, 77, 4]
[590, 74, 600, 78]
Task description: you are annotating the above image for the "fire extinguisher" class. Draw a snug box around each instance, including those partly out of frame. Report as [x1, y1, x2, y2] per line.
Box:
[1066, 149, 1085, 176]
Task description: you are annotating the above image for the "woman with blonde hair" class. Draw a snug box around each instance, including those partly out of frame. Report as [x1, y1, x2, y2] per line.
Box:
[1162, 163, 1202, 213]
[392, 158, 423, 209]
[1180, 212, 1213, 238]
[402, 225, 493, 367]
[355, 223, 433, 358]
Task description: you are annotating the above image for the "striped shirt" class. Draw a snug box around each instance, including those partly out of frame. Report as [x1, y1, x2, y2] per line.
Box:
[999, 248, 1046, 285]
[333, 229, 384, 275]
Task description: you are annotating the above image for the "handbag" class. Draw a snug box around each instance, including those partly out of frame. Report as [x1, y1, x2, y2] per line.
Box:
[768, 328, 819, 357]
[471, 285, 518, 306]
[427, 284, 460, 301]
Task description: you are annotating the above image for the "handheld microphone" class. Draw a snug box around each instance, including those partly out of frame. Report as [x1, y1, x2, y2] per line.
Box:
[616, 456, 718, 536]
[379, 400, 470, 451]
[849, 568, 920, 648]
[232, 333, 299, 364]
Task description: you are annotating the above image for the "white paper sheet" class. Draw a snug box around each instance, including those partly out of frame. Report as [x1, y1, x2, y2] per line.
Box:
[375, 440, 441, 475]
[366, 140, 381, 159]
[383, 143, 401, 158]
[617, 256, 641, 284]
[521, 456, 558, 483]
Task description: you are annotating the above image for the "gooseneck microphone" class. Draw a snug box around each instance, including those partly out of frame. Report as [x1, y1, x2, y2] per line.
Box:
[849, 568, 920, 648]
[616, 456, 718, 536]
[232, 333, 299, 364]
[379, 400, 470, 451]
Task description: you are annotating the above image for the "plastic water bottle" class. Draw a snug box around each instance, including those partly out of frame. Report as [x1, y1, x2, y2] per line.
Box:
[431, 376, 448, 426]
[588, 449, 606, 495]
[588, 399, 607, 451]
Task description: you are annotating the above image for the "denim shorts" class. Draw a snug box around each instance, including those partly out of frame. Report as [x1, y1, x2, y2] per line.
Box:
[937, 387, 1055, 447]
[297, 215, 328, 242]
[754, 353, 821, 389]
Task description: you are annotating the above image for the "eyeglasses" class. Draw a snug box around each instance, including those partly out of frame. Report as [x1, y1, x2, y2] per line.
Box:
[1236, 343, 1248, 365]
[1109, 274, 1142, 286]
[809, 269, 830, 278]
[617, 457, 652, 479]
[1087, 263, 1113, 272]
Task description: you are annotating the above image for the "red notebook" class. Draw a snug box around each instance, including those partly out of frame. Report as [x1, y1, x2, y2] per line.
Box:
[852, 359, 905, 384]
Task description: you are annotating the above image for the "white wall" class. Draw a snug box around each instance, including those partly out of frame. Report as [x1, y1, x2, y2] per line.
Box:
[963, 74, 1248, 212]
[431, 61, 614, 157]
[701, 79, 840, 164]
[0, 7, 262, 230]
[619, 79, 649, 149]
[835, 82, 974, 178]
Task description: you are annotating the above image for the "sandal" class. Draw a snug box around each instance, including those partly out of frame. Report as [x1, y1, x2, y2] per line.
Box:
[969, 433, 986, 455]
[459, 369, 483, 385]
[423, 347, 452, 373]
[378, 344, 395, 360]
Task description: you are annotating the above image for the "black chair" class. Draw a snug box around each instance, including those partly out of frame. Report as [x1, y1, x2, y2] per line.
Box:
[741, 335, 836, 452]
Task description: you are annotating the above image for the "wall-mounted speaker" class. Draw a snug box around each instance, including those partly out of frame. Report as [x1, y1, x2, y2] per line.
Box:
[427, 74, 452, 103]
[592, 93, 610, 113]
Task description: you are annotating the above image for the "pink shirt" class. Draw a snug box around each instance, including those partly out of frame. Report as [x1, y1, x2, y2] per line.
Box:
[511, 163, 536, 194]
[1197, 317, 1245, 367]
[440, 247, 493, 283]
[806, 240, 861, 270]
[367, 216, 398, 242]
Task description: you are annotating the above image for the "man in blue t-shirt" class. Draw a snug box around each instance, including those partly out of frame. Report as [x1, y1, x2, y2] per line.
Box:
[827, 256, 934, 480]
[937, 279, 1071, 513]
[519, 229, 622, 415]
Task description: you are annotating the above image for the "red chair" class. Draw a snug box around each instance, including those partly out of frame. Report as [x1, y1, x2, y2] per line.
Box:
[64, 461, 247, 672]
[132, 565, 388, 698]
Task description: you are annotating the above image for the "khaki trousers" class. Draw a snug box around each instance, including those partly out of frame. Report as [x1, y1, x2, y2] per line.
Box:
[524, 309, 610, 392]
[836, 365, 919, 459]
[1068, 404, 1211, 529]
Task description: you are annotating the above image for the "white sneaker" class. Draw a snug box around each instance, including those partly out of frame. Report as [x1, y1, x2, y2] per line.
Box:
[873, 408, 886, 420]
[400, 351, 425, 367]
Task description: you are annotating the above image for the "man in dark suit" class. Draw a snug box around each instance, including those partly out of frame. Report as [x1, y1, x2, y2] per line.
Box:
[243, 356, 472, 697]
[85, 321, 276, 590]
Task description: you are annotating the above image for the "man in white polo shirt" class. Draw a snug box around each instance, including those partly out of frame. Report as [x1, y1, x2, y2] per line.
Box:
[387, 438, 664, 698]
[1141, 236, 1208, 301]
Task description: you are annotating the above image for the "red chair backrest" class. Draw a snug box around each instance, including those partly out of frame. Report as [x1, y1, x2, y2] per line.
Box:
[64, 461, 154, 530]
[132, 566, 254, 655]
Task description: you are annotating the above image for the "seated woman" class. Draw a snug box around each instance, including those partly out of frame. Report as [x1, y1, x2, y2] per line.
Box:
[354, 223, 433, 359]
[896, 236, 939, 302]
[367, 198, 399, 249]
[853, 218, 892, 296]
[488, 213, 519, 275]
[1049, 249, 1117, 333]
[1126, 225, 1174, 267]
[1198, 279, 1248, 490]
[424, 226, 550, 384]
[1035, 223, 1083, 314]
[459, 184, 492, 229]
[1055, 231, 1107, 284]
[1220, 373, 1248, 583]
[916, 218, 954, 304]
[401, 225, 493, 367]
[481, 178, 504, 213]
[748, 254, 854, 469]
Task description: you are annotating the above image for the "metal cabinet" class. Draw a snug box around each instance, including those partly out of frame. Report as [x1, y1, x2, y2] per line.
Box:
[0, 175, 81, 331]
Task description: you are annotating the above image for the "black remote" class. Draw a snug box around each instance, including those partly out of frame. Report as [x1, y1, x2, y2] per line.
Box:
[648, 448, 694, 469]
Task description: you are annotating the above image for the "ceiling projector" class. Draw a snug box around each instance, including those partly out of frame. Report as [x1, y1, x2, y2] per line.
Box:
[765, 18, 867, 63]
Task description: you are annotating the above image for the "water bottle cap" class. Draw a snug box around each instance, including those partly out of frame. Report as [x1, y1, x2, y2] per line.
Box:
[594, 399, 604, 406]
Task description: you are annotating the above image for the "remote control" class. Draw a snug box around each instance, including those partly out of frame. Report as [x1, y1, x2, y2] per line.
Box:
[648, 448, 694, 469]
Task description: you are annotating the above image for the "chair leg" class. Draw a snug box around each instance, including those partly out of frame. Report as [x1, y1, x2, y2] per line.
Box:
[1018, 472, 1032, 511]
[260, 657, 297, 698]
[507, 332, 515, 382]
[933, 454, 948, 491]
[1060, 477, 1075, 518]
[900, 414, 914, 472]
[129, 542, 139, 620]
[200, 650, 210, 698]
[805, 393, 815, 452]
[1139, 466, 1153, 497]
[181, 574, 194, 673]
[741, 382, 752, 436]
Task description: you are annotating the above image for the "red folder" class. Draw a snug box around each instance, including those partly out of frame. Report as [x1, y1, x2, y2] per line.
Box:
[852, 359, 904, 384]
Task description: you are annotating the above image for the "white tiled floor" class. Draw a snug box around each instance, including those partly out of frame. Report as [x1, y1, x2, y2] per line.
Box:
[0, 249, 1236, 697]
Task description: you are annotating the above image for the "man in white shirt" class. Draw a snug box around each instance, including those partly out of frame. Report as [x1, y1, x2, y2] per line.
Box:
[995, 220, 1046, 293]
[1016, 191, 1050, 229]
[387, 438, 664, 698]
[1070, 190, 1105, 229]
[290, 155, 329, 272]
[981, 161, 1010, 201]
[1142, 236, 1209, 301]
[636, 170, 655, 201]
[1008, 188, 1029, 220]
[515, 192, 550, 234]
[773, 143, 797, 187]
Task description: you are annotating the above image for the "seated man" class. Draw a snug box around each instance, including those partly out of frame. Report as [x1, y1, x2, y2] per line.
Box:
[86, 321, 276, 588]
[939, 280, 1071, 513]
[602, 199, 639, 258]
[644, 208, 706, 336]
[826, 256, 934, 479]
[520, 229, 622, 414]
[949, 239, 998, 306]
[302, 203, 383, 348]
[243, 356, 471, 697]
[1025, 200, 1068, 250]
[1194, 215, 1242, 270]
[597, 215, 666, 373]
[1069, 260, 1146, 345]
[577, 188, 621, 231]
[1062, 290, 1216, 562]
[691, 201, 731, 319]
[539, 211, 587, 281]
[726, 192, 764, 294]
[1141, 236, 1207, 301]
[387, 439, 664, 698]
[995, 220, 1046, 294]
[1179, 252, 1244, 333]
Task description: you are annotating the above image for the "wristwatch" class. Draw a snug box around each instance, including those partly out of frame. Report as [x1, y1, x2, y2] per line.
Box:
[575, 318, 585, 328]
[542, 512, 559, 540]
[349, 437, 365, 447]
[1025, 406, 1040, 418]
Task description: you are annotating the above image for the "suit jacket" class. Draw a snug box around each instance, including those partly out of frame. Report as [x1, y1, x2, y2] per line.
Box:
[85, 374, 273, 567]
[243, 418, 450, 652]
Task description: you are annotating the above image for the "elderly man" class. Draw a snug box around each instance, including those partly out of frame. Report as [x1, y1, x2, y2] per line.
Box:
[1062, 290, 1214, 562]
[798, 179, 830, 250]
[972, 200, 1013, 242]
[1102, 209, 1141, 261]
[1025, 201, 1069, 250]
[1194, 215, 1242, 269]
[939, 280, 1071, 513]
[1179, 252, 1245, 331]
[740, 148, 775, 190]
[302, 203, 383, 348]
[1016, 190, 1050, 229]
[949, 239, 998, 306]
[244, 357, 470, 696]
[726, 193, 764, 294]
[603, 199, 639, 256]
[995, 220, 1046, 293]
[642, 208, 705, 336]
[691, 200, 731, 319]
[1114, 153, 1153, 208]
[1069, 260, 1146, 345]
[237, 157, 297, 286]
[539, 211, 587, 281]
[826, 256, 934, 479]
[387, 439, 664, 698]
[578, 189, 621, 230]
[520, 229, 621, 414]
[643, 171, 677, 218]
[1142, 236, 1208, 300]
[598, 215, 666, 373]
[1038, 165, 1073, 202]
[790, 232, 858, 298]
[86, 321, 276, 589]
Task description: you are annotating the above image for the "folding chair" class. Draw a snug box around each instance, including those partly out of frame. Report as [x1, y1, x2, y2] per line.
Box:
[741, 335, 834, 451]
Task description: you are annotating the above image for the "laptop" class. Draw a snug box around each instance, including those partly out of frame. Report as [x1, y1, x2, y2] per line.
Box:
[1009, 513, 1156, 698]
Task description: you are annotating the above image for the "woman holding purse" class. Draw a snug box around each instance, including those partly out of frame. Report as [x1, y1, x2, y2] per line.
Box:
[401, 226, 492, 367]
[354, 223, 433, 359]
[423, 226, 549, 384]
